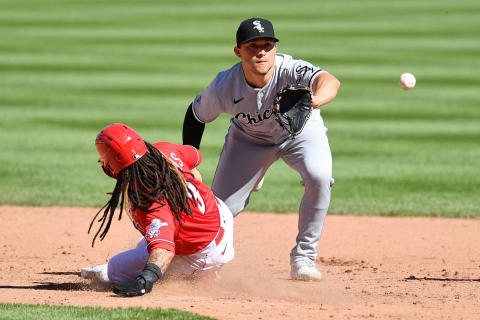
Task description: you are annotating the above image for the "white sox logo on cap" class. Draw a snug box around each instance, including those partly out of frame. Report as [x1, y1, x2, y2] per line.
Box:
[236, 18, 278, 47]
[253, 20, 264, 33]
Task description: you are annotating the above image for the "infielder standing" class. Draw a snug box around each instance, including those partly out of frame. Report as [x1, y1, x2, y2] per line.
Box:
[182, 18, 340, 281]
[82, 123, 234, 296]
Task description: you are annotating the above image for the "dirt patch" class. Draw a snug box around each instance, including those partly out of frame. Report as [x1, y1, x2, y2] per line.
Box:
[1, 206, 480, 319]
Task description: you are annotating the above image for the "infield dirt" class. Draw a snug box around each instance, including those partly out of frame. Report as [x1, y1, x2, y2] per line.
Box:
[1, 206, 479, 319]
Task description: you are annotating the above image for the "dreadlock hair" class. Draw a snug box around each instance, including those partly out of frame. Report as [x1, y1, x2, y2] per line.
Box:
[88, 141, 193, 247]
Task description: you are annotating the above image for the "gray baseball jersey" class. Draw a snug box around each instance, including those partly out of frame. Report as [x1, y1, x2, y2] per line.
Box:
[192, 52, 334, 266]
[192, 53, 326, 144]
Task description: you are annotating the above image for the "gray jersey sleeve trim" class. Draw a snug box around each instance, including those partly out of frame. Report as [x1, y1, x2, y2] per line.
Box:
[308, 69, 328, 89]
[191, 103, 206, 123]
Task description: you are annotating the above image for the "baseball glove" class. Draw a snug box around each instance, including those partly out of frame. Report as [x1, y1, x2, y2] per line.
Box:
[272, 84, 313, 137]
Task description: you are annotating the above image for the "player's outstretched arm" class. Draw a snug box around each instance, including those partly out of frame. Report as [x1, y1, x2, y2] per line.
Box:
[183, 103, 205, 149]
[113, 248, 174, 297]
[311, 72, 341, 109]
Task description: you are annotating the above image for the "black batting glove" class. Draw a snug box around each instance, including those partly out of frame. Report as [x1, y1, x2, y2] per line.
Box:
[113, 263, 162, 297]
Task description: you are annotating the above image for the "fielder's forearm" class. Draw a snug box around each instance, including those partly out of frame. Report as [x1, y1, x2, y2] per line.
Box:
[311, 73, 341, 108]
[183, 103, 205, 149]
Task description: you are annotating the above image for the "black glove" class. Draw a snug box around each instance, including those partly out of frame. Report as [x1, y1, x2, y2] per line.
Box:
[272, 84, 313, 137]
[113, 263, 162, 297]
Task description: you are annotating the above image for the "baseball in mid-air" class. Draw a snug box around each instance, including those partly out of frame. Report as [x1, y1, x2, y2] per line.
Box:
[398, 72, 416, 90]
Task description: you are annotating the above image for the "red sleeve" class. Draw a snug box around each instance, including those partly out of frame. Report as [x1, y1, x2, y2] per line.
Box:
[153, 142, 202, 171]
[143, 206, 176, 253]
[182, 144, 203, 169]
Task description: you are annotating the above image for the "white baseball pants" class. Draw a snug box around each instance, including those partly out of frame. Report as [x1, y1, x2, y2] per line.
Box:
[211, 114, 333, 264]
[107, 199, 234, 284]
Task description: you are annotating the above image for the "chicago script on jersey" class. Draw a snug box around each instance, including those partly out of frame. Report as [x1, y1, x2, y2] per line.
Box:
[234, 109, 273, 125]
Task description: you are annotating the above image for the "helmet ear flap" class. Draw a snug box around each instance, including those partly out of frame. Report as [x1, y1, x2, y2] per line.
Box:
[98, 159, 117, 179]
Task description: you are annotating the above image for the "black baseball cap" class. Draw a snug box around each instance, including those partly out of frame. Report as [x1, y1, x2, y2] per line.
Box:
[236, 18, 279, 47]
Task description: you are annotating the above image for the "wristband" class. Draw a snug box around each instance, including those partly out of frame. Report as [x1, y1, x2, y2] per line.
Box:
[141, 263, 163, 283]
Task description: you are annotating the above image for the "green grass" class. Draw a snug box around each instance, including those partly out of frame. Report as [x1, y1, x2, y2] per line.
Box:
[1, 0, 479, 217]
[0, 304, 215, 320]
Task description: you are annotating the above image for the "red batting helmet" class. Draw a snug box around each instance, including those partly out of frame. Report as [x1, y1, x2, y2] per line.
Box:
[95, 123, 148, 178]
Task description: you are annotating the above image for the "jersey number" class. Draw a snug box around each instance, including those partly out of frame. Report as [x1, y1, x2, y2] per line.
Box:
[170, 152, 184, 168]
[186, 182, 206, 214]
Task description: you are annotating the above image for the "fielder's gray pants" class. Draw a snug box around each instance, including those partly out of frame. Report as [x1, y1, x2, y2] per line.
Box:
[212, 116, 333, 264]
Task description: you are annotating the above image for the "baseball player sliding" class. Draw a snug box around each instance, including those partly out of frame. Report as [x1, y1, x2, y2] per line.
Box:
[183, 18, 340, 281]
[82, 123, 234, 296]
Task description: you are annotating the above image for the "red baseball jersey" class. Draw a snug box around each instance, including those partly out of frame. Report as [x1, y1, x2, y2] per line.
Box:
[125, 142, 221, 255]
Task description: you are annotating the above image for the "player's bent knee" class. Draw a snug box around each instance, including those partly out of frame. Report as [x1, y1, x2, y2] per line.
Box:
[227, 203, 245, 217]
[302, 172, 333, 190]
[222, 197, 247, 217]
[107, 246, 150, 284]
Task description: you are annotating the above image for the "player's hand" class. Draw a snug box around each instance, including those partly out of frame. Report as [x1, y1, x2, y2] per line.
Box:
[113, 263, 162, 297]
[191, 168, 203, 182]
[113, 275, 152, 297]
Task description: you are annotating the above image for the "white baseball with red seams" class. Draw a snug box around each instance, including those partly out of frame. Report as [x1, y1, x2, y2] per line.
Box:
[399, 72, 416, 90]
